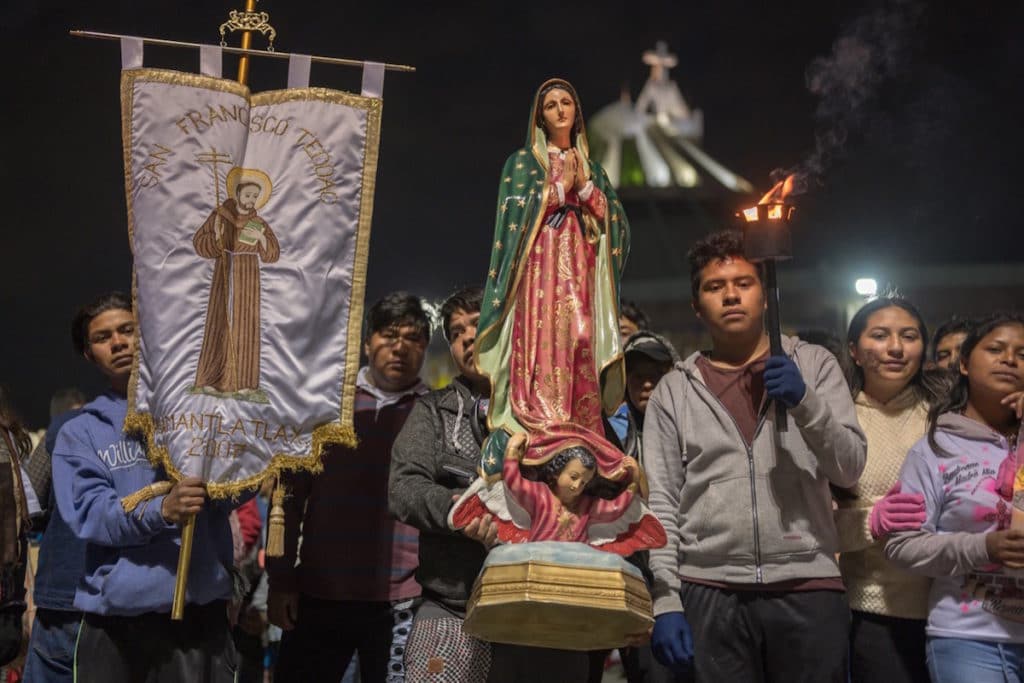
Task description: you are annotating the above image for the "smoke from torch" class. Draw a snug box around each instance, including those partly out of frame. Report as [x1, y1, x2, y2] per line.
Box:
[774, 0, 924, 193]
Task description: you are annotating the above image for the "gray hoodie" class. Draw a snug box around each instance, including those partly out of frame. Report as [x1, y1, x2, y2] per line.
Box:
[885, 413, 1024, 643]
[643, 335, 866, 615]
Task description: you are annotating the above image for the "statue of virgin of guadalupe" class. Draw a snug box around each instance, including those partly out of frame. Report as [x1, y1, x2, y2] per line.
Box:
[451, 79, 664, 555]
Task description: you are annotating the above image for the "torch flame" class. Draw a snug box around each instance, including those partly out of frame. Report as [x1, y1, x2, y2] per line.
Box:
[739, 173, 797, 222]
[758, 174, 797, 206]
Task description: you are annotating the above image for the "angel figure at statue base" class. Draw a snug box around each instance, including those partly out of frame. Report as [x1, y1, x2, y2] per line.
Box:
[449, 433, 665, 556]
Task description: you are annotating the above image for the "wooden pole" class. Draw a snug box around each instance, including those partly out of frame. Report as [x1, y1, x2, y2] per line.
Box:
[69, 31, 416, 72]
[236, 0, 257, 85]
[174, 1, 256, 619]
[170, 516, 195, 620]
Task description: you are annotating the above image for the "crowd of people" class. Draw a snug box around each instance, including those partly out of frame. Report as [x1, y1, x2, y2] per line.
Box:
[0, 227, 1021, 683]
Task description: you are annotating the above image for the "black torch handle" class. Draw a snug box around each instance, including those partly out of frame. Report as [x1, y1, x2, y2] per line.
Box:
[764, 259, 788, 432]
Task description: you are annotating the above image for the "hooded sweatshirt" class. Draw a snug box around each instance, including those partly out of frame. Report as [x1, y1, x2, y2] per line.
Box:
[885, 413, 1024, 643]
[643, 335, 866, 616]
[51, 392, 234, 616]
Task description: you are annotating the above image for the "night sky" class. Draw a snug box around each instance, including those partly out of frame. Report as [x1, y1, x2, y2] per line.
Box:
[2, 0, 1021, 425]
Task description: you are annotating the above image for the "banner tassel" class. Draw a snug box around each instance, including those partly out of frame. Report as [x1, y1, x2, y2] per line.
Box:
[266, 476, 286, 557]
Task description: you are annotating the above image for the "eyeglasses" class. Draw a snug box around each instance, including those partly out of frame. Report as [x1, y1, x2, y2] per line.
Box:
[377, 327, 427, 347]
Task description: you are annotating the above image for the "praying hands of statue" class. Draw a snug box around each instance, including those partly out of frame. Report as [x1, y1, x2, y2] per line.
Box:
[560, 150, 577, 195]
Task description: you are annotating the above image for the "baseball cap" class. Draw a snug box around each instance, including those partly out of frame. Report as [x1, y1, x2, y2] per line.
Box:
[623, 332, 674, 363]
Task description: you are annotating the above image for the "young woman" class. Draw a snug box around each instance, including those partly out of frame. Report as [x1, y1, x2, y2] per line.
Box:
[836, 298, 947, 683]
[885, 312, 1024, 683]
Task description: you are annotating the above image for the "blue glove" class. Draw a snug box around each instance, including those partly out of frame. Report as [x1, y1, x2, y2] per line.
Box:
[651, 611, 694, 674]
[764, 355, 806, 409]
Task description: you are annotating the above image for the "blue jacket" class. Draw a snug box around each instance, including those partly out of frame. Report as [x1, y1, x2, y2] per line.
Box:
[51, 392, 234, 616]
[32, 410, 86, 611]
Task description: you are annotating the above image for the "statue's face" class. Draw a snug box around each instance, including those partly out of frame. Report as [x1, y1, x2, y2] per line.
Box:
[541, 88, 576, 137]
[552, 457, 594, 508]
[237, 184, 261, 211]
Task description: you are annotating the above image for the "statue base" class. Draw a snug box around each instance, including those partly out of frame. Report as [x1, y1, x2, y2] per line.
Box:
[464, 542, 654, 651]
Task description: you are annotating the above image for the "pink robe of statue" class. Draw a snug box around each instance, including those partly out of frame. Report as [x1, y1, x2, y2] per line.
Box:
[506, 147, 627, 481]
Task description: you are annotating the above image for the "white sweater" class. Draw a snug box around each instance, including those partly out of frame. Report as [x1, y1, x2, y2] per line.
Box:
[835, 388, 931, 619]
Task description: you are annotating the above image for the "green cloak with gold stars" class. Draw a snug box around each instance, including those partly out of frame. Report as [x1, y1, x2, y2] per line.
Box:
[475, 78, 631, 477]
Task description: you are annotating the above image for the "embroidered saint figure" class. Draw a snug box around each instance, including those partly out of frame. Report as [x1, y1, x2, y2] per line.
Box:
[192, 167, 280, 401]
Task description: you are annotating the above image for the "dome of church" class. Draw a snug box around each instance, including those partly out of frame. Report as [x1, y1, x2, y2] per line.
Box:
[588, 42, 753, 197]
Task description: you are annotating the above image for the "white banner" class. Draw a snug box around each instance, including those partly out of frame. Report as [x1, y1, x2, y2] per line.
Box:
[121, 69, 381, 497]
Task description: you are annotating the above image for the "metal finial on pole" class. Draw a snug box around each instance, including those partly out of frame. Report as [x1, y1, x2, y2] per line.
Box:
[221, 0, 275, 86]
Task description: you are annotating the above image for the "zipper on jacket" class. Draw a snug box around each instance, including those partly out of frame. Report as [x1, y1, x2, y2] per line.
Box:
[690, 373, 769, 584]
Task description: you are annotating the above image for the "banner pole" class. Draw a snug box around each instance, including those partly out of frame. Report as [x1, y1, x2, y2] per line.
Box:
[236, 0, 257, 85]
[172, 1, 256, 620]
[170, 516, 195, 620]
[70, 31, 416, 72]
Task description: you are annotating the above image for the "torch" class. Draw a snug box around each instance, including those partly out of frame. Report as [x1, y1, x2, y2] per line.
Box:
[738, 175, 795, 432]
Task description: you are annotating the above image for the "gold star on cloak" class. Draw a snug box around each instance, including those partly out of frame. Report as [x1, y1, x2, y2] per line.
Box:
[486, 454, 497, 467]
[517, 198, 526, 207]
[504, 176, 512, 183]
[509, 223, 518, 232]
[489, 269, 497, 279]
[495, 240, 503, 250]
[515, 162, 524, 170]
[492, 298, 501, 308]
[612, 247, 622, 257]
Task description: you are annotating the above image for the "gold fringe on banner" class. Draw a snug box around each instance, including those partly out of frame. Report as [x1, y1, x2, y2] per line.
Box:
[123, 411, 357, 499]
[120, 481, 174, 513]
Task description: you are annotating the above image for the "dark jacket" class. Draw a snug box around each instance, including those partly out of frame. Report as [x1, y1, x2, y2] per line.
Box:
[26, 410, 87, 610]
[389, 377, 489, 613]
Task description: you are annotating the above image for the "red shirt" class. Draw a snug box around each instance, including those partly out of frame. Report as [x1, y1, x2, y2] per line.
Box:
[695, 352, 767, 446]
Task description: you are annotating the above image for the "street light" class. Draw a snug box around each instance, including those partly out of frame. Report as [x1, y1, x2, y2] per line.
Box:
[854, 278, 878, 298]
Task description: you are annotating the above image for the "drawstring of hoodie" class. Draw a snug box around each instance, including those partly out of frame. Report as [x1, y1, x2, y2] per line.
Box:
[452, 389, 465, 452]
[679, 369, 689, 458]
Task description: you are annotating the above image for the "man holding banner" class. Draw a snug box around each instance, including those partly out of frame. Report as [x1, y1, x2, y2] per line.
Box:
[51, 292, 239, 682]
[55, 29, 391, 680]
